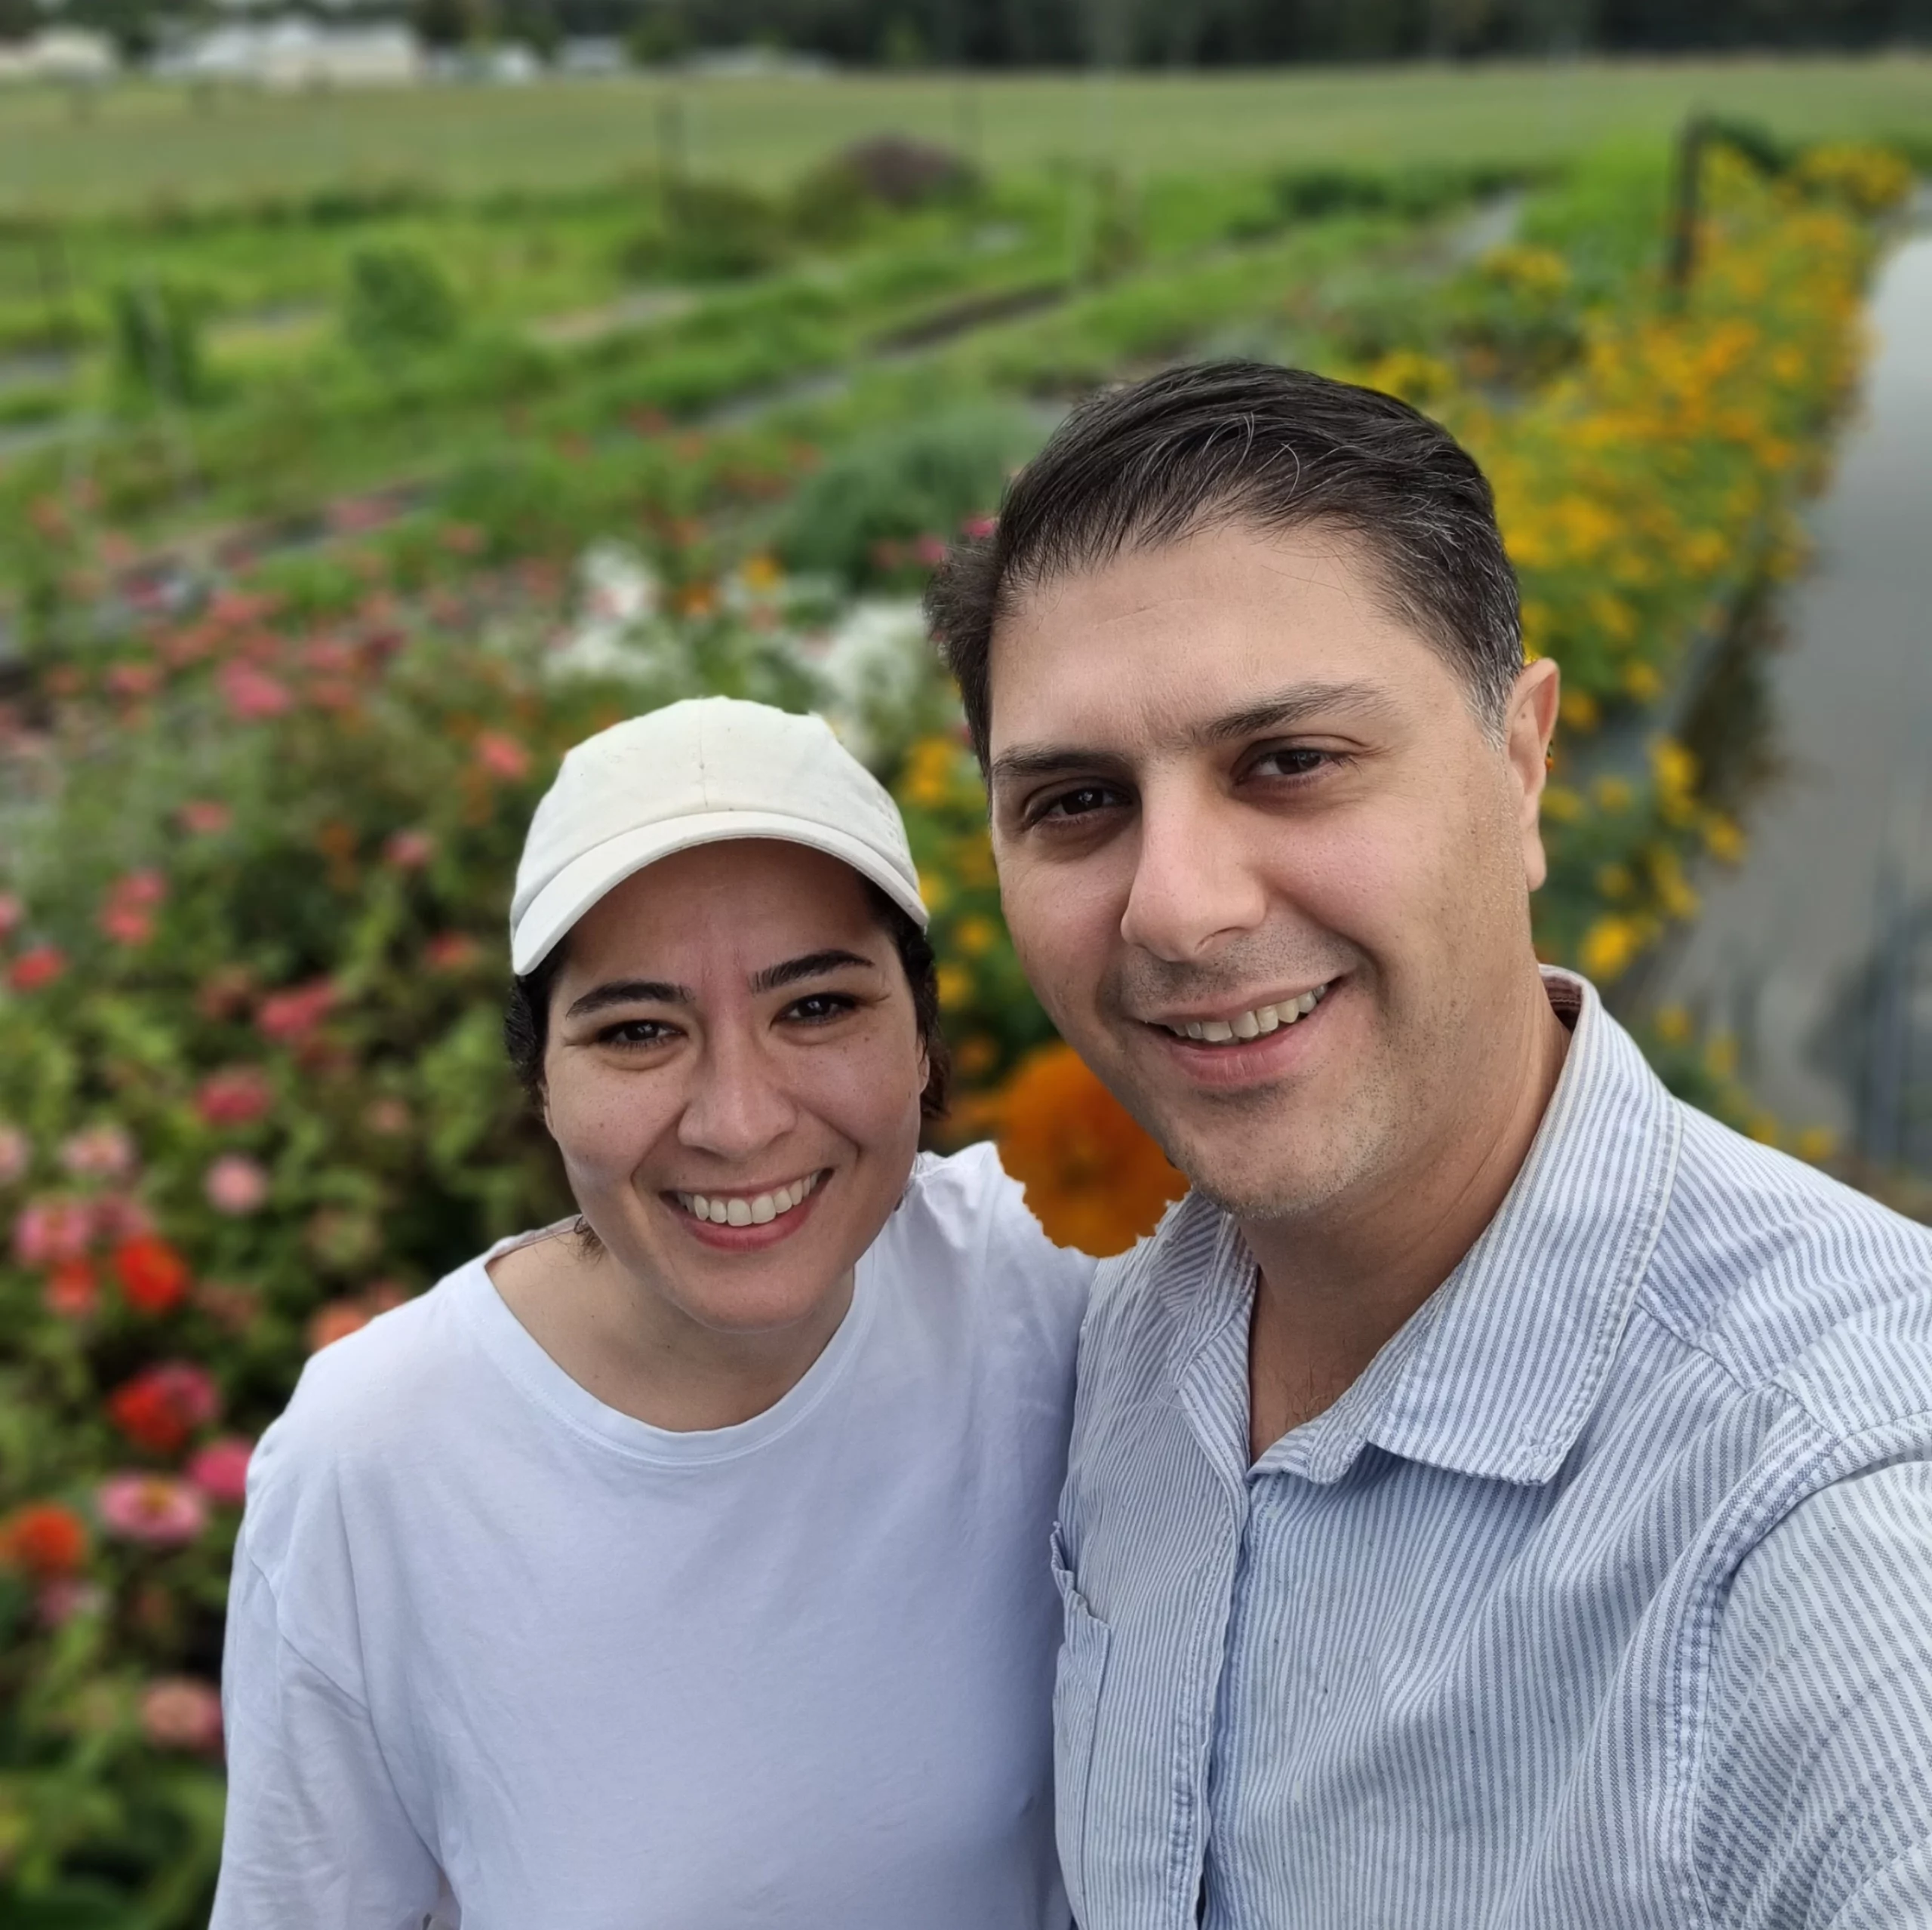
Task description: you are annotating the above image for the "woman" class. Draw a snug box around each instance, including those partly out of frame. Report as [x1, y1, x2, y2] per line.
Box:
[213, 697, 1094, 1930]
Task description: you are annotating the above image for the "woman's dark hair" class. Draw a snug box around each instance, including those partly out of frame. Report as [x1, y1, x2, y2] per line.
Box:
[503, 877, 950, 1119]
[924, 359, 1524, 762]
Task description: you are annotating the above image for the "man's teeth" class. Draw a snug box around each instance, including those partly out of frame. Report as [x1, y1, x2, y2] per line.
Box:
[676, 1172, 822, 1227]
[1169, 983, 1329, 1043]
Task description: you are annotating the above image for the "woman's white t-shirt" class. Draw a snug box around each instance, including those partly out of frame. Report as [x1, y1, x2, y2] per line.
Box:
[212, 1144, 1094, 1930]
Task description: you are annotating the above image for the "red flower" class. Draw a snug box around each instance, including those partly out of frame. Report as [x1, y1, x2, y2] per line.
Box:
[114, 1235, 191, 1316]
[108, 1362, 220, 1454]
[195, 1065, 273, 1127]
[256, 978, 337, 1042]
[0, 1502, 89, 1578]
[44, 1258, 98, 1319]
[382, 829, 435, 870]
[8, 947, 66, 993]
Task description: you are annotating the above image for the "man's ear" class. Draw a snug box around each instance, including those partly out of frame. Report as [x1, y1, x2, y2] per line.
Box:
[1505, 658, 1563, 891]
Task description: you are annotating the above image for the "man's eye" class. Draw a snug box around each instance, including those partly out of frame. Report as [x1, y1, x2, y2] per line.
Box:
[1249, 747, 1332, 780]
[1035, 783, 1124, 824]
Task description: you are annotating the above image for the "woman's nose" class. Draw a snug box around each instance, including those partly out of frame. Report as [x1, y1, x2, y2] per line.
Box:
[675, 1023, 798, 1160]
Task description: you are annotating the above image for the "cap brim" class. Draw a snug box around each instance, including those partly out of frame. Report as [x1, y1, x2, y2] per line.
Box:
[511, 810, 929, 976]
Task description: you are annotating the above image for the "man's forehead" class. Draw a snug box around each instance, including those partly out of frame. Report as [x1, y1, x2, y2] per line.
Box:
[986, 521, 1443, 757]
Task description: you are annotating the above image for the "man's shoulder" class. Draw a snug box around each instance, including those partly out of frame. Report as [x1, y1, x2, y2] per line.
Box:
[1083, 1190, 1227, 1362]
[1647, 1103, 1932, 1450]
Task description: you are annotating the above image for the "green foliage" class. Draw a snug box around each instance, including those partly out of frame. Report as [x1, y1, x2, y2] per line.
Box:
[341, 245, 463, 365]
[774, 403, 1038, 587]
[619, 178, 787, 283]
[107, 283, 206, 411]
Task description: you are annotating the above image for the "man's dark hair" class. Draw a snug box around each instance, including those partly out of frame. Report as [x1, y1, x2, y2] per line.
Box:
[503, 879, 950, 1119]
[924, 361, 1524, 763]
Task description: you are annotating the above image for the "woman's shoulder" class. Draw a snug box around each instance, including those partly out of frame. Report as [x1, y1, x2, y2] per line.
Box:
[887, 1141, 1096, 1334]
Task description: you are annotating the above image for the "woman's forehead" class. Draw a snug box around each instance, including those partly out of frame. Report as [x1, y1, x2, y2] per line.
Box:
[567, 843, 881, 977]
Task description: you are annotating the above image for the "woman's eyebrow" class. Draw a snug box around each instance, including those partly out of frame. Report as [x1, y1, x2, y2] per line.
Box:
[750, 949, 879, 994]
[565, 979, 692, 1018]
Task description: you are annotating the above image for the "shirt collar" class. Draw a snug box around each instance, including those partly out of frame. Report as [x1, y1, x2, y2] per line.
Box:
[1203, 970, 1681, 1488]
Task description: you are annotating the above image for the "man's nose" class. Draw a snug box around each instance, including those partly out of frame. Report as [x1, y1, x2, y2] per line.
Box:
[678, 1023, 797, 1159]
[1118, 778, 1269, 963]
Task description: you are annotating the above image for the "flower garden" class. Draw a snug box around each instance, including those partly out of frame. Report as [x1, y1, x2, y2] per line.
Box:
[0, 123, 1915, 1922]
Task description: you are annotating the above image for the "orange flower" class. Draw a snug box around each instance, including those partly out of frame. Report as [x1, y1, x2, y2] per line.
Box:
[989, 1045, 1187, 1257]
[0, 1501, 89, 1578]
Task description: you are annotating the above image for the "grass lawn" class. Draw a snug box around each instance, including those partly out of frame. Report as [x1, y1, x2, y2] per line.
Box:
[2, 54, 1928, 214]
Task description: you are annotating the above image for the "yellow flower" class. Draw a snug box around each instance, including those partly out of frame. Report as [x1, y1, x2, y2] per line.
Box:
[740, 552, 783, 593]
[1654, 1004, 1692, 1045]
[1703, 1033, 1738, 1079]
[901, 737, 960, 811]
[1794, 1125, 1837, 1165]
[1580, 916, 1641, 982]
[1620, 660, 1663, 704]
[937, 964, 974, 1010]
[1558, 688, 1599, 734]
[955, 915, 999, 958]
[1592, 776, 1634, 814]
[1595, 863, 1634, 900]
[1650, 738, 1699, 802]
[916, 867, 949, 913]
[1541, 784, 1583, 824]
[1702, 814, 1745, 863]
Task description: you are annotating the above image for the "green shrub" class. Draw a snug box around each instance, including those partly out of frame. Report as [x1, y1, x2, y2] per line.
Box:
[618, 179, 786, 283]
[774, 404, 1039, 587]
[341, 245, 463, 365]
[108, 282, 208, 411]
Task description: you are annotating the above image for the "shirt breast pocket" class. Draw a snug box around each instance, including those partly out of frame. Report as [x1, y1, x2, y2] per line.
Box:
[1051, 1522, 1112, 1928]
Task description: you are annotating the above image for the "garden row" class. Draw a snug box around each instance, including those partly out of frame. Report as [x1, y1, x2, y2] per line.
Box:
[0, 134, 1911, 1924]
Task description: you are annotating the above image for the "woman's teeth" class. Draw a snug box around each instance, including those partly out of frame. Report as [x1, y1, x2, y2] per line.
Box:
[1166, 983, 1330, 1043]
[675, 1171, 822, 1227]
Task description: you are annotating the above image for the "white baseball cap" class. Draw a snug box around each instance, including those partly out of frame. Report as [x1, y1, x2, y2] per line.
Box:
[509, 696, 928, 977]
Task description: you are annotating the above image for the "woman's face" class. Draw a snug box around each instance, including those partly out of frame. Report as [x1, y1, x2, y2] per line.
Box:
[542, 839, 928, 1341]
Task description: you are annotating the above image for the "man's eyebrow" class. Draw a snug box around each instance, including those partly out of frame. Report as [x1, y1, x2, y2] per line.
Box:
[989, 680, 1399, 786]
[749, 949, 879, 994]
[1196, 679, 1399, 745]
[565, 979, 692, 1018]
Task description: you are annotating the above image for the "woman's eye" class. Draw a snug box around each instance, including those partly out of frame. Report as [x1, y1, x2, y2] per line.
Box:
[784, 993, 857, 1025]
[597, 1019, 675, 1048]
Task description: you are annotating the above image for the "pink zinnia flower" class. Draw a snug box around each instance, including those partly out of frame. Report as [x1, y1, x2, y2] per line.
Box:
[960, 513, 998, 540]
[383, 829, 435, 870]
[255, 978, 337, 1042]
[37, 1578, 107, 1630]
[96, 1473, 208, 1547]
[106, 661, 163, 700]
[99, 903, 155, 947]
[913, 533, 949, 568]
[186, 1436, 253, 1507]
[112, 870, 168, 910]
[0, 1122, 29, 1187]
[195, 1066, 273, 1128]
[473, 732, 531, 781]
[140, 1676, 223, 1754]
[217, 660, 293, 722]
[44, 1258, 97, 1319]
[0, 892, 20, 940]
[177, 800, 232, 836]
[12, 1196, 94, 1267]
[60, 1124, 137, 1181]
[204, 1154, 269, 1216]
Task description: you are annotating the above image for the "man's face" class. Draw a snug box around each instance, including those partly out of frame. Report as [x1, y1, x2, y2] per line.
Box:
[987, 519, 1558, 1224]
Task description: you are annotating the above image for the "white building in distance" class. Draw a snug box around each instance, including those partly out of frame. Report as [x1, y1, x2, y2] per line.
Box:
[154, 20, 423, 88]
[0, 29, 118, 84]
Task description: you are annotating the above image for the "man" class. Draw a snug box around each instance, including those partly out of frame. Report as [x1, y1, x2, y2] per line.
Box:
[927, 362, 1932, 1928]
